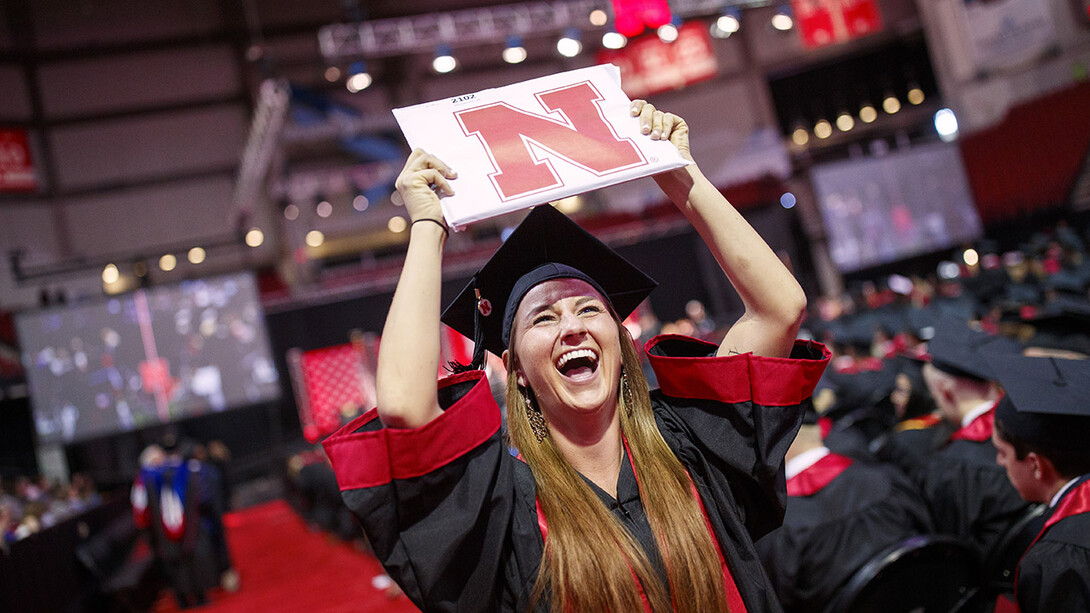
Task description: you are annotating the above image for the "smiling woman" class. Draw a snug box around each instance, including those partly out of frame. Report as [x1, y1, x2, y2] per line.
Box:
[321, 101, 830, 613]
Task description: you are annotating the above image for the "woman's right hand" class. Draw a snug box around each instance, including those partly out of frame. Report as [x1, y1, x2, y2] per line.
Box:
[394, 149, 458, 225]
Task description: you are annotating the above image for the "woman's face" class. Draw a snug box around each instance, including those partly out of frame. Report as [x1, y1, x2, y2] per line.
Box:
[506, 278, 622, 423]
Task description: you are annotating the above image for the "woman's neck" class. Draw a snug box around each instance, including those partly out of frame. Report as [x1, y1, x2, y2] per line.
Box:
[549, 412, 624, 498]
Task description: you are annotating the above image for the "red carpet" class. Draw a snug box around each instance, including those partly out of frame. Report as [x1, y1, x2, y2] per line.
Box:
[153, 500, 420, 613]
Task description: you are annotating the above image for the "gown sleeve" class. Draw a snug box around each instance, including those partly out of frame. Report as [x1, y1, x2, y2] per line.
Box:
[322, 370, 515, 613]
[1016, 517, 1090, 613]
[645, 335, 830, 540]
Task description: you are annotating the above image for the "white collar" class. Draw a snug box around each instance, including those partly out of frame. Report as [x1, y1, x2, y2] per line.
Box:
[786, 446, 830, 480]
[961, 399, 996, 429]
[1050, 477, 1081, 508]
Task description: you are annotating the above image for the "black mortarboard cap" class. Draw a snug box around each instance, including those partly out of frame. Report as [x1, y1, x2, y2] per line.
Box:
[441, 205, 657, 368]
[927, 317, 1022, 381]
[1022, 297, 1090, 356]
[985, 353, 1090, 454]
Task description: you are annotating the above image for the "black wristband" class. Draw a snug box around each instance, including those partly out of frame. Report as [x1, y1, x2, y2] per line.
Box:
[411, 217, 449, 236]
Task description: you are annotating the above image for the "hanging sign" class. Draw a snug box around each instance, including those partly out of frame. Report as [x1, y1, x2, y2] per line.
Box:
[597, 22, 718, 98]
[0, 129, 37, 192]
[793, 0, 883, 48]
[392, 64, 690, 230]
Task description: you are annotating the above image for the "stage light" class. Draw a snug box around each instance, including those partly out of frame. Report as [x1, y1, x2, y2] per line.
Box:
[883, 94, 901, 114]
[503, 35, 527, 64]
[187, 247, 206, 264]
[388, 216, 408, 233]
[771, 6, 794, 31]
[836, 111, 855, 132]
[657, 19, 680, 43]
[159, 254, 177, 272]
[352, 194, 369, 211]
[907, 84, 925, 105]
[102, 264, 120, 284]
[711, 10, 741, 38]
[859, 103, 878, 123]
[245, 228, 264, 247]
[346, 61, 372, 92]
[324, 66, 341, 82]
[791, 127, 810, 146]
[602, 30, 627, 49]
[935, 108, 959, 142]
[316, 199, 333, 218]
[283, 203, 299, 221]
[814, 119, 833, 139]
[305, 230, 325, 247]
[780, 192, 797, 209]
[963, 248, 979, 267]
[589, 9, 608, 26]
[557, 29, 582, 58]
[433, 45, 457, 73]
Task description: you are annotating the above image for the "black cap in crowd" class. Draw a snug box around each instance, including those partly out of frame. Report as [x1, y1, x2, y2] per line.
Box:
[926, 317, 1022, 381]
[441, 205, 657, 368]
[985, 353, 1090, 455]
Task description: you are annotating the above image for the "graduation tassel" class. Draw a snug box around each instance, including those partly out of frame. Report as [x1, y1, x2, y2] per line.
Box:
[447, 280, 488, 373]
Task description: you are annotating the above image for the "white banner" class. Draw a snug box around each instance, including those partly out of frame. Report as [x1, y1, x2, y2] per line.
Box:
[392, 64, 690, 230]
[961, 0, 1055, 73]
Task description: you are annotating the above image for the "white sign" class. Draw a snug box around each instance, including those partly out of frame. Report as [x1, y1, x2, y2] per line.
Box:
[961, 0, 1056, 73]
[392, 64, 690, 230]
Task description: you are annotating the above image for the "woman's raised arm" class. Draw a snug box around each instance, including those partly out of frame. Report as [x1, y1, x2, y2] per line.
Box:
[633, 101, 807, 359]
[374, 149, 457, 429]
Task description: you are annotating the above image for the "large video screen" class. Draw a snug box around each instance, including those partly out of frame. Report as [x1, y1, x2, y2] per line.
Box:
[16, 272, 281, 445]
[811, 142, 983, 273]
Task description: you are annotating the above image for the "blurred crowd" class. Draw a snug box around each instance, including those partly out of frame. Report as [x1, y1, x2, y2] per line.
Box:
[0, 471, 100, 550]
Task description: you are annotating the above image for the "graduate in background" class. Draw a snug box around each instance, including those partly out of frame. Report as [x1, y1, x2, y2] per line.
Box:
[987, 354, 1090, 613]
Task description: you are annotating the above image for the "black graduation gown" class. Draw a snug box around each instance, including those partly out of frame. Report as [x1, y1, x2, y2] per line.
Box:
[881, 410, 1033, 558]
[755, 454, 934, 613]
[323, 336, 830, 613]
[1015, 475, 1090, 613]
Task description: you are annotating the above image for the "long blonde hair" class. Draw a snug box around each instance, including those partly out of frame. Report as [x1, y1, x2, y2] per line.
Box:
[506, 316, 729, 612]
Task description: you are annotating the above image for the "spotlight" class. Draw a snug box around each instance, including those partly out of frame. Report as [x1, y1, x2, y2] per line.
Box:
[814, 119, 833, 139]
[836, 111, 855, 132]
[711, 10, 741, 38]
[283, 203, 299, 221]
[159, 254, 177, 272]
[780, 192, 797, 209]
[187, 247, 206, 264]
[324, 66, 341, 82]
[433, 45, 457, 73]
[102, 264, 120, 284]
[657, 18, 681, 43]
[316, 199, 333, 218]
[388, 216, 408, 233]
[934, 108, 959, 142]
[791, 126, 810, 146]
[907, 85, 925, 105]
[963, 248, 979, 267]
[588, 9, 608, 27]
[859, 103, 878, 123]
[883, 94, 901, 114]
[771, 6, 794, 31]
[245, 228, 264, 247]
[502, 35, 527, 64]
[304, 230, 325, 247]
[557, 28, 582, 58]
[602, 30, 627, 50]
[346, 61, 372, 92]
[352, 194, 369, 211]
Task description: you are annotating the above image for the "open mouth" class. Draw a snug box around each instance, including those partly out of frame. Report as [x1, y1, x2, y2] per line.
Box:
[555, 348, 599, 380]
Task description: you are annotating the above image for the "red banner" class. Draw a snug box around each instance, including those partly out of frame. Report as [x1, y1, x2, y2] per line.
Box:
[792, 0, 883, 49]
[0, 129, 37, 192]
[597, 22, 718, 99]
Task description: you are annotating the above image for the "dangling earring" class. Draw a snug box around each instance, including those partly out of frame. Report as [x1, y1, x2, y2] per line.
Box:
[523, 388, 548, 443]
[621, 367, 634, 418]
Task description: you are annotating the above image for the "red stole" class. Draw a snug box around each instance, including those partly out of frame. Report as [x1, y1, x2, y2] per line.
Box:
[949, 400, 999, 443]
[787, 453, 853, 497]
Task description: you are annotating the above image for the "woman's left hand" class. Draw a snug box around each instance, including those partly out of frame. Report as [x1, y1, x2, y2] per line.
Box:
[630, 100, 692, 162]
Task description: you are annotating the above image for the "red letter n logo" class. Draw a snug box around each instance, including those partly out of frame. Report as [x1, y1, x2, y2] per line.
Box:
[455, 81, 646, 201]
